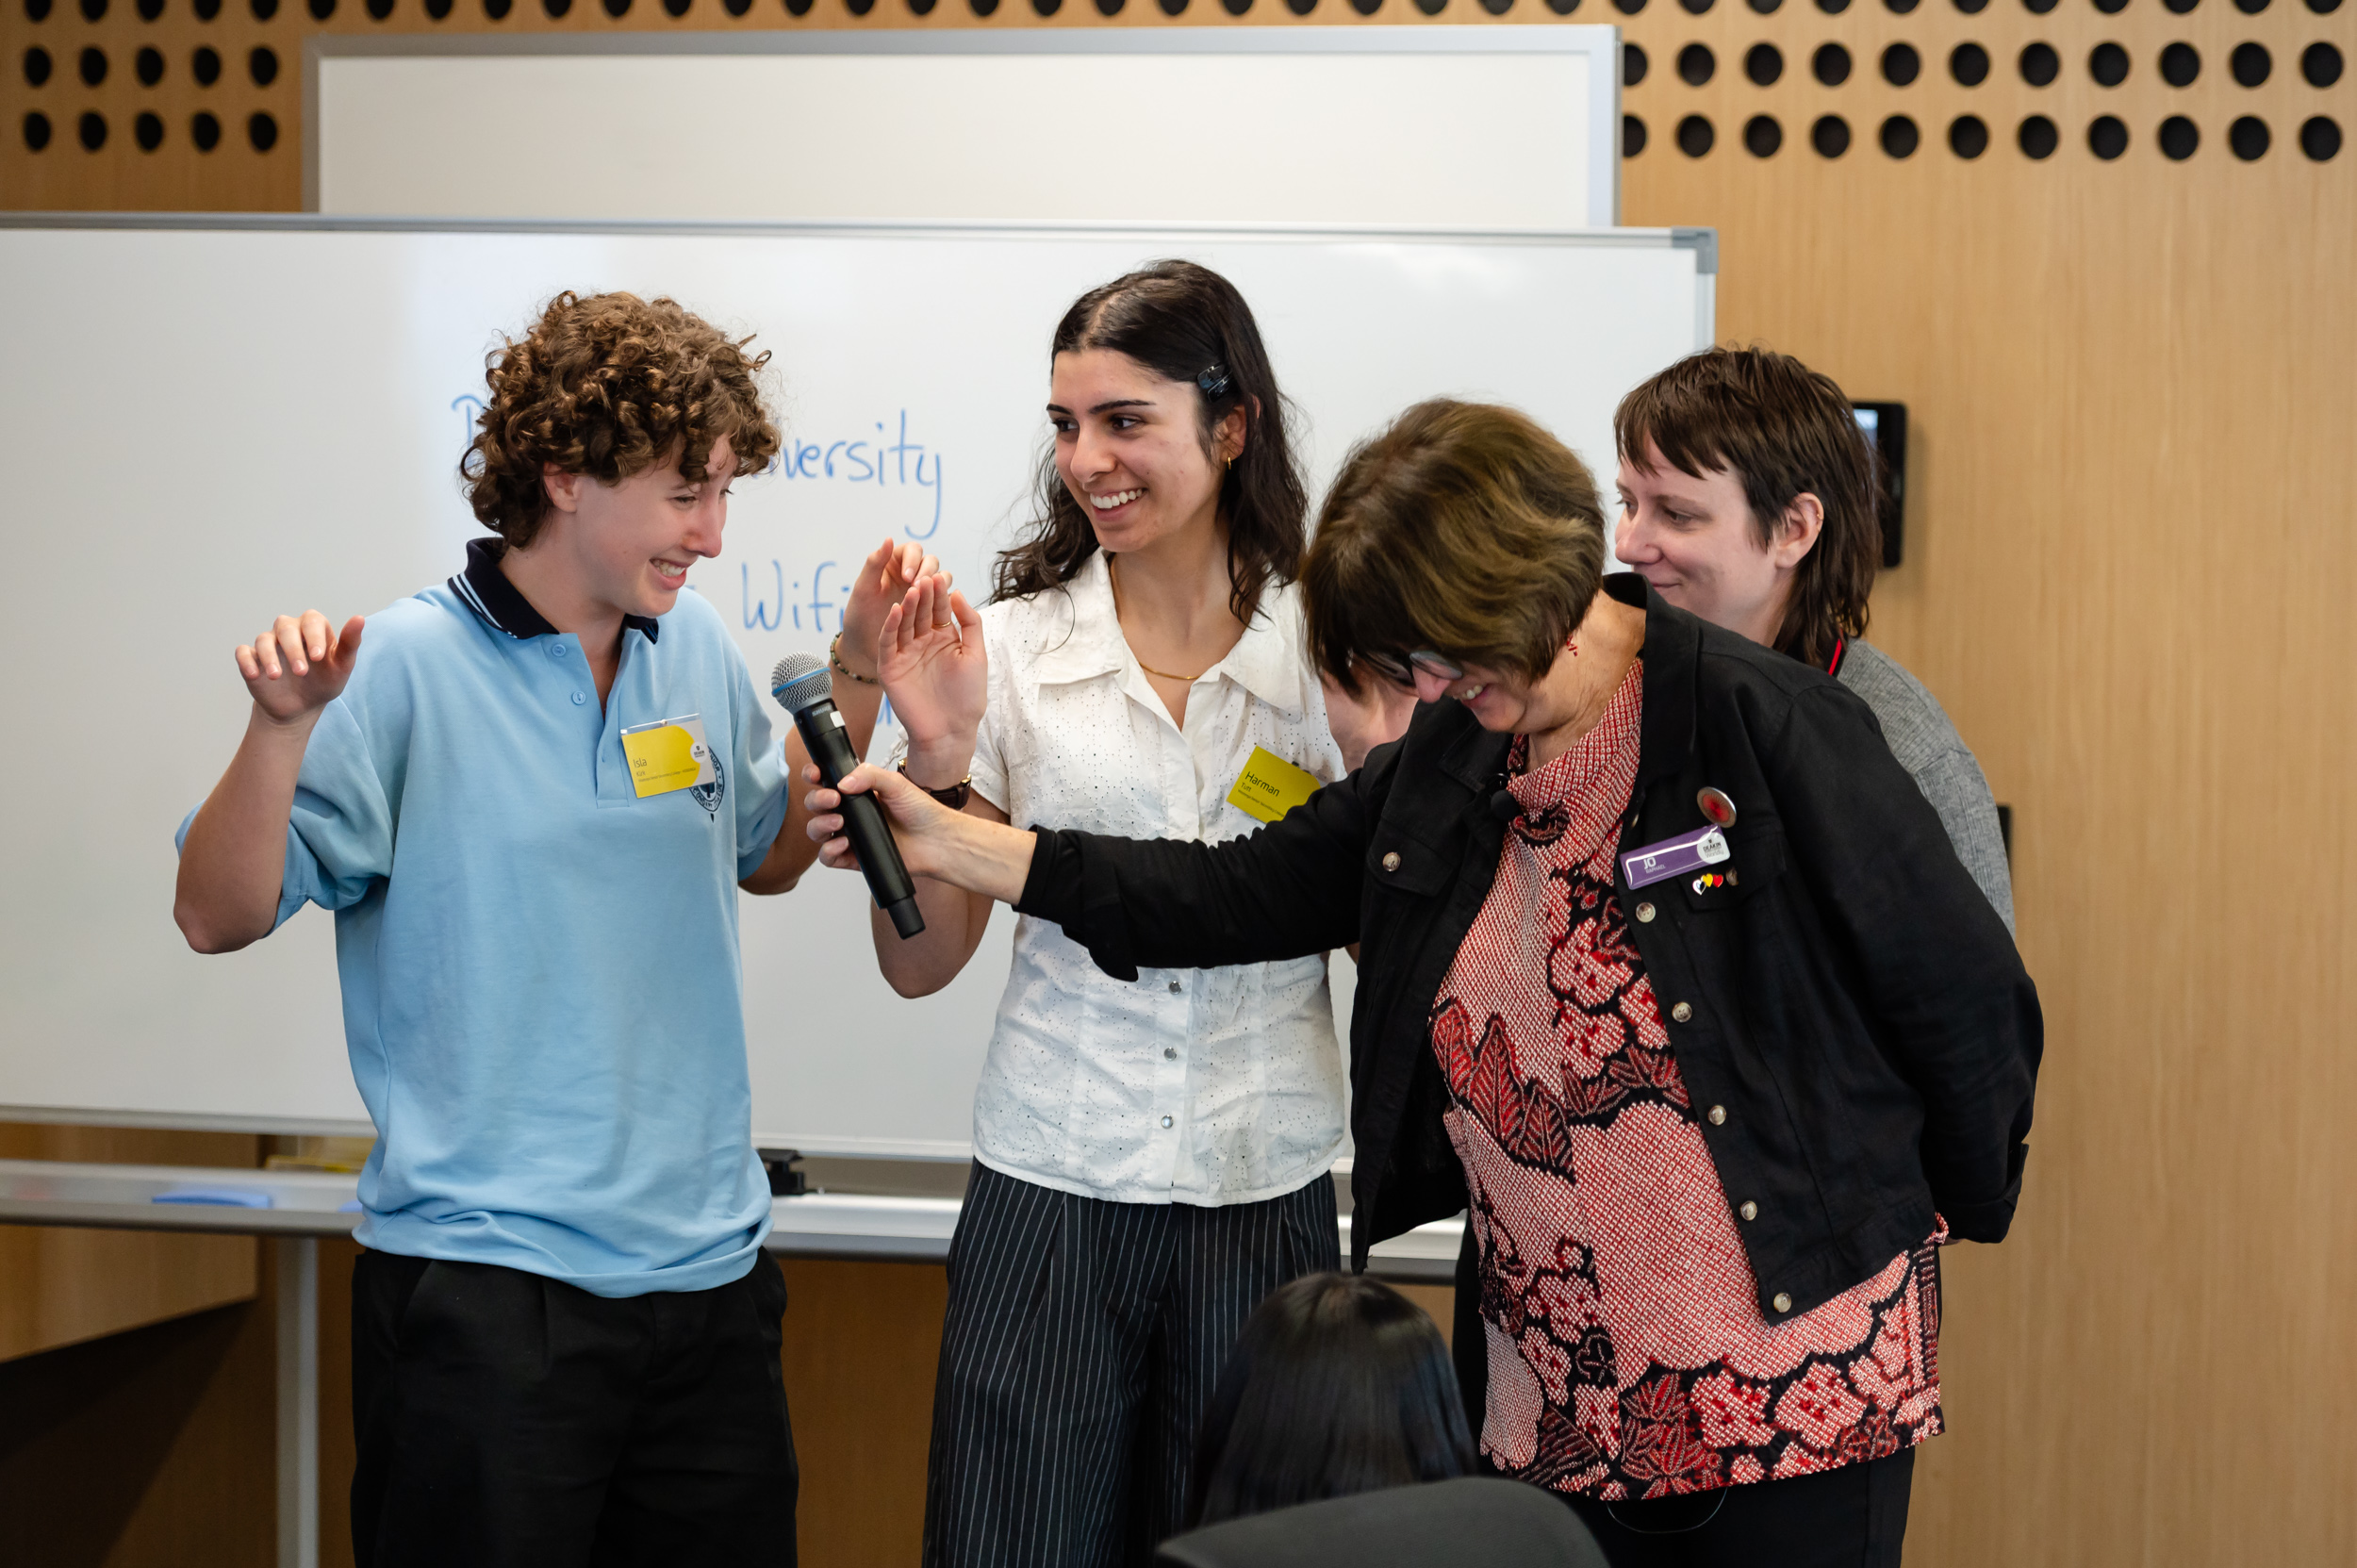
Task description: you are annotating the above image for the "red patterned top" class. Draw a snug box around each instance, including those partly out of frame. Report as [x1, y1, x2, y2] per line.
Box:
[1433, 661, 1945, 1501]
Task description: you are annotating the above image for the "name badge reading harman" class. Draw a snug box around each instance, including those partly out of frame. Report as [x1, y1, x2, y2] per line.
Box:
[1621, 824, 1731, 890]
[620, 714, 717, 800]
[1227, 746, 1323, 825]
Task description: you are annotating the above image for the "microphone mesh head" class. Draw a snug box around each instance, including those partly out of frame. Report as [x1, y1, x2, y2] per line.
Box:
[770, 652, 832, 715]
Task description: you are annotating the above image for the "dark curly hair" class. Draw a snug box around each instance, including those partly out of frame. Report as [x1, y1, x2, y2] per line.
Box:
[462, 291, 781, 548]
[992, 260, 1309, 623]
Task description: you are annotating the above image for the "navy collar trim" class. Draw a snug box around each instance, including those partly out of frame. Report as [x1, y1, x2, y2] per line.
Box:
[450, 537, 660, 644]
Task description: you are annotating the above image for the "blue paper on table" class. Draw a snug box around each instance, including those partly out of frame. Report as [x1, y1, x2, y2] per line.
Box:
[152, 1187, 274, 1209]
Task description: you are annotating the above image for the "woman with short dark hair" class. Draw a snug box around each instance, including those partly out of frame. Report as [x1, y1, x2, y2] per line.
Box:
[1184, 1273, 1473, 1529]
[820, 397, 2040, 1567]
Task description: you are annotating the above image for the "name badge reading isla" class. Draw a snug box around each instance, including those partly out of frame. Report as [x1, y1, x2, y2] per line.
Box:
[1621, 824, 1731, 890]
[1228, 746, 1324, 825]
[620, 714, 717, 800]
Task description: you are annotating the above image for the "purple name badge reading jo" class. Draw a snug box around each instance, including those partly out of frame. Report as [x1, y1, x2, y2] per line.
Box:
[1621, 825, 1731, 890]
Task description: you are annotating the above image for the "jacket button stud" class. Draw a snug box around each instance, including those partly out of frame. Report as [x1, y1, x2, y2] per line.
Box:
[1772, 1292, 1792, 1313]
[1381, 851, 1401, 872]
[1670, 1001, 1692, 1023]
[1636, 902, 1656, 923]
[1739, 1200, 1758, 1221]
[1708, 1104, 1727, 1126]
[1164, 1047, 1177, 1059]
[1161, 1114, 1173, 1129]
[1168, 981, 1181, 994]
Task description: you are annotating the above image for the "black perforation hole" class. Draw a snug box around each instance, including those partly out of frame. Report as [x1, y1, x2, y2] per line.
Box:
[2164, 0, 2195, 9]
[1887, 0, 1918, 10]
[664, 0, 690, 12]
[1746, 42, 1783, 83]
[24, 47, 52, 87]
[2092, 0, 2125, 12]
[2159, 114, 2200, 157]
[1219, 0, 1246, 12]
[1163, 0, 1189, 11]
[78, 45, 107, 87]
[2022, 0, 2055, 12]
[2020, 42, 2059, 84]
[1031, 0, 1062, 15]
[1812, 112, 1852, 155]
[1625, 43, 1649, 85]
[192, 44, 219, 83]
[2229, 114, 2269, 156]
[2019, 112, 2059, 156]
[27, 0, 52, 15]
[2305, 0, 2339, 11]
[427, 0, 451, 15]
[2231, 42, 2271, 85]
[2305, 44, 2344, 86]
[24, 111, 52, 151]
[1815, 41, 1854, 83]
[1881, 112, 1920, 156]
[1817, 0, 1851, 12]
[307, 0, 333, 17]
[136, 44, 161, 82]
[1883, 41, 1921, 83]
[1624, 113, 1649, 154]
[542, 0, 569, 14]
[603, 0, 632, 13]
[1614, 0, 1645, 12]
[484, 0, 510, 13]
[134, 108, 161, 148]
[1950, 111, 1989, 155]
[1954, 0, 1986, 8]
[80, 0, 106, 16]
[2161, 42, 2200, 85]
[137, 0, 160, 16]
[194, 0, 218, 14]
[1953, 41, 1990, 83]
[1679, 42, 1717, 84]
[77, 109, 106, 149]
[2300, 115, 2342, 158]
[191, 108, 220, 149]
[1677, 113, 1715, 155]
[2091, 43, 2130, 86]
[1749, 0, 1782, 9]
[1744, 113, 1783, 153]
[1679, 0, 1713, 12]
[248, 44, 276, 86]
[2233, 0, 2266, 11]
[249, 110, 276, 149]
[248, 0, 273, 16]
[2088, 113, 2129, 157]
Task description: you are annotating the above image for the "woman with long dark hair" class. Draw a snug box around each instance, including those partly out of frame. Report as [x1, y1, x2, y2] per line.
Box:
[1183, 1273, 1474, 1530]
[864, 261, 1349, 1566]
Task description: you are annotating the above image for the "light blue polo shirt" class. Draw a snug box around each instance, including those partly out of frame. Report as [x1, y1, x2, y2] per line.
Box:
[179, 540, 789, 1297]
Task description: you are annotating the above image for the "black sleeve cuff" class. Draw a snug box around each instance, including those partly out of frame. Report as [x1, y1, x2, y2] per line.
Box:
[1014, 829, 1141, 982]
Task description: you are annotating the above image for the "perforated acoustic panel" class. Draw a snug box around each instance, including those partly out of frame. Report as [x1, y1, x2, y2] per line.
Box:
[4, 0, 2343, 211]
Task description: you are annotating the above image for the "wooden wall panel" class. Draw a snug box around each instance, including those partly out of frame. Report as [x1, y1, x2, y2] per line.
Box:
[0, 1124, 260, 1362]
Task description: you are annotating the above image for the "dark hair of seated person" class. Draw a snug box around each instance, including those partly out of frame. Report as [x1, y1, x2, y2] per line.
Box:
[1184, 1272, 1475, 1530]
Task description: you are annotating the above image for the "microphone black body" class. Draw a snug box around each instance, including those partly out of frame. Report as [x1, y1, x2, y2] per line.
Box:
[771, 655, 925, 939]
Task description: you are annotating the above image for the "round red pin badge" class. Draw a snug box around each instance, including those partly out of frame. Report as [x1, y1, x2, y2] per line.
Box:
[1697, 787, 1737, 827]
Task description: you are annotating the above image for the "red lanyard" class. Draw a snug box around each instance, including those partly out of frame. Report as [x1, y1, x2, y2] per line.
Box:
[1825, 636, 1846, 678]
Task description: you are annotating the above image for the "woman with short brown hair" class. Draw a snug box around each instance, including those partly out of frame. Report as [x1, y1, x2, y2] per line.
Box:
[816, 398, 2040, 1567]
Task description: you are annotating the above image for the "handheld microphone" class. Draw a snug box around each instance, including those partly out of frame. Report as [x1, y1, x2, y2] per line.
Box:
[770, 652, 925, 940]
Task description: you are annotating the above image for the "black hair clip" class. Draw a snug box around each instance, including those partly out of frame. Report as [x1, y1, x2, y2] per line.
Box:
[1196, 364, 1232, 399]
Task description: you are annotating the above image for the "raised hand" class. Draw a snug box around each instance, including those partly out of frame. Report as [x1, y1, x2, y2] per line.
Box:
[237, 612, 364, 727]
[880, 575, 986, 771]
[840, 538, 946, 679]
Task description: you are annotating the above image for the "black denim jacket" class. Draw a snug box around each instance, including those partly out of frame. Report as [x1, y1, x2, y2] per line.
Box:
[1014, 576, 2043, 1321]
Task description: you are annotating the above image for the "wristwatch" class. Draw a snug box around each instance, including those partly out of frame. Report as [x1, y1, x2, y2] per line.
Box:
[897, 761, 972, 811]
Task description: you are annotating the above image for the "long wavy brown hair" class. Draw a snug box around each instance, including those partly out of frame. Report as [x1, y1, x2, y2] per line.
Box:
[992, 260, 1309, 623]
[1613, 346, 1879, 671]
[462, 291, 781, 547]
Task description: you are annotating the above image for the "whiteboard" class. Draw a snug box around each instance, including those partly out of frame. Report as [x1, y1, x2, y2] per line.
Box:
[0, 216, 1713, 1156]
[307, 26, 1620, 229]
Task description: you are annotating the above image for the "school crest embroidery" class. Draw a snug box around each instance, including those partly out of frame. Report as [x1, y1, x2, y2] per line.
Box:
[690, 756, 725, 818]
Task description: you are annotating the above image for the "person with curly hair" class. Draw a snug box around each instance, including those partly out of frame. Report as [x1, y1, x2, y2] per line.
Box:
[173, 291, 932, 1567]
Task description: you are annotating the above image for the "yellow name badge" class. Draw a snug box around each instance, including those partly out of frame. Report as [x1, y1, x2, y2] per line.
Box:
[620, 714, 717, 800]
[1227, 745, 1324, 825]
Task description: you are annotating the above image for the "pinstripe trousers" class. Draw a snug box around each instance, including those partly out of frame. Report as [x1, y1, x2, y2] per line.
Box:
[922, 1163, 1341, 1568]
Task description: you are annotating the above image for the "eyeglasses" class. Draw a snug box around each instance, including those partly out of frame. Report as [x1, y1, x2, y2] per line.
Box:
[1355, 649, 1467, 689]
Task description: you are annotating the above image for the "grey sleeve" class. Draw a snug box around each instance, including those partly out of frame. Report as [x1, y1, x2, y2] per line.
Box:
[1909, 745, 2016, 935]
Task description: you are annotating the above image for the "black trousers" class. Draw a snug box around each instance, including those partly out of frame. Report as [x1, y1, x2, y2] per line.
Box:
[351, 1248, 799, 1568]
[1508, 1449, 1915, 1568]
[923, 1163, 1341, 1568]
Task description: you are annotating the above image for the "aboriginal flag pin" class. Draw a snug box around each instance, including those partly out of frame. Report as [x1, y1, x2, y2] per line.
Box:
[1697, 787, 1737, 828]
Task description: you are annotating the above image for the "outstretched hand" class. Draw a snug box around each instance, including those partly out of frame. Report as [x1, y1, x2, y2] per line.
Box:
[840, 539, 946, 679]
[237, 612, 364, 726]
[881, 575, 986, 763]
[802, 761, 955, 876]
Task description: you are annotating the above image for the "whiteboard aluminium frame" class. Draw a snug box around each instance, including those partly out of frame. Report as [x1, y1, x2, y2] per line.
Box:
[0, 212, 1711, 1140]
[301, 25, 1624, 227]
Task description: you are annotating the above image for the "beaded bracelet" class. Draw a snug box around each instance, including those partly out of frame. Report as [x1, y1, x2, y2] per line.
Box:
[829, 632, 880, 685]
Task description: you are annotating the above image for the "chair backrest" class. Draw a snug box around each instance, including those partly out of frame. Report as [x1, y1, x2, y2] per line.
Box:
[1153, 1477, 1608, 1568]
